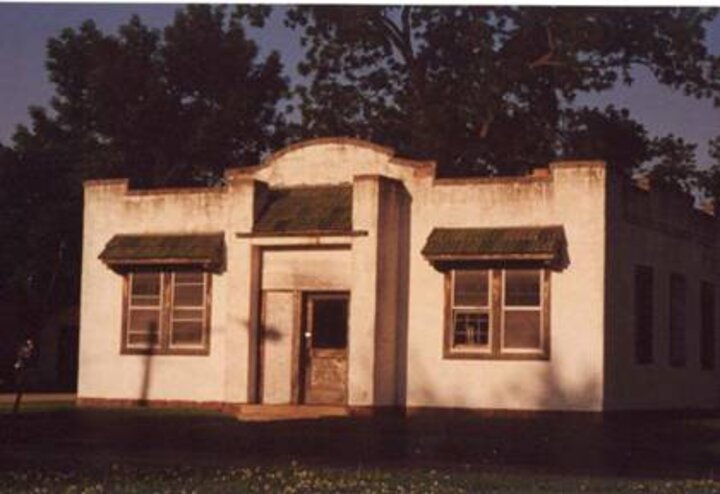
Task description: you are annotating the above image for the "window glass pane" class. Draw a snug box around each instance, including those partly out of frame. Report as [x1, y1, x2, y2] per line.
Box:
[505, 270, 541, 306]
[701, 282, 715, 370]
[173, 309, 203, 321]
[124, 271, 210, 352]
[669, 274, 686, 366]
[131, 273, 161, 296]
[454, 270, 489, 307]
[174, 284, 204, 307]
[634, 266, 654, 364]
[504, 310, 541, 349]
[453, 311, 489, 347]
[131, 296, 160, 307]
[128, 332, 160, 345]
[128, 309, 160, 336]
[311, 298, 348, 349]
[171, 321, 204, 345]
[175, 272, 204, 284]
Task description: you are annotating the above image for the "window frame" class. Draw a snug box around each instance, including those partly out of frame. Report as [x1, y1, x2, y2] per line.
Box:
[121, 270, 212, 356]
[700, 281, 716, 371]
[634, 265, 654, 365]
[501, 269, 546, 354]
[124, 271, 164, 352]
[444, 268, 551, 360]
[668, 272, 687, 368]
[449, 270, 493, 354]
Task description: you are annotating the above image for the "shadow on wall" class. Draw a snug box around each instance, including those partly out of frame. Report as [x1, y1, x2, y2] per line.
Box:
[139, 349, 154, 406]
[261, 325, 284, 342]
[394, 185, 412, 407]
[502, 364, 600, 412]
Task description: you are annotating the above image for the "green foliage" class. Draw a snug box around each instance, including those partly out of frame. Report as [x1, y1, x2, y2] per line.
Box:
[1, 462, 720, 493]
[560, 106, 653, 172]
[645, 135, 699, 192]
[41, 5, 287, 187]
[286, 6, 719, 176]
[0, 5, 288, 325]
[0, 108, 86, 319]
[697, 136, 720, 203]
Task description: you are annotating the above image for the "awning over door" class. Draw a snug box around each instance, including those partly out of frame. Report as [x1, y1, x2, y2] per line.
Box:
[99, 233, 225, 270]
[421, 226, 566, 263]
[252, 185, 353, 235]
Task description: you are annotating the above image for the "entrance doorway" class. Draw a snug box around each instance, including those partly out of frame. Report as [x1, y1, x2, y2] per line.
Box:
[300, 292, 349, 405]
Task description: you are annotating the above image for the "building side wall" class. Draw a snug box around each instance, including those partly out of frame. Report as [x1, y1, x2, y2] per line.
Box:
[605, 175, 720, 410]
[78, 182, 248, 403]
[404, 165, 607, 411]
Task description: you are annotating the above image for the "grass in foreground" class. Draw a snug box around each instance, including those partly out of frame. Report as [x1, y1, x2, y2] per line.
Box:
[1, 464, 720, 494]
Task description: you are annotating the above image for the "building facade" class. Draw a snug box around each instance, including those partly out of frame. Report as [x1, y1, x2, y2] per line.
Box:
[77, 138, 720, 412]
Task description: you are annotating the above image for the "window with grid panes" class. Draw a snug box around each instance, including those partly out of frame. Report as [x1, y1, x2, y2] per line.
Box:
[446, 268, 549, 359]
[123, 271, 210, 355]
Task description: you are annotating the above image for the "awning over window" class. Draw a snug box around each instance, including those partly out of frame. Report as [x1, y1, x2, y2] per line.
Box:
[99, 233, 225, 270]
[252, 186, 352, 235]
[421, 226, 566, 263]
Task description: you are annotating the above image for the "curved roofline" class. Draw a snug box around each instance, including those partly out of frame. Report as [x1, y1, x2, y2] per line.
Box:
[225, 136, 436, 178]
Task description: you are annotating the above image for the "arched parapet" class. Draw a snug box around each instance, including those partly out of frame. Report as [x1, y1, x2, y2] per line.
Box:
[225, 137, 435, 187]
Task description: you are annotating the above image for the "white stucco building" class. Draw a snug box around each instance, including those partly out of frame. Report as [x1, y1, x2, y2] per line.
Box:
[78, 138, 720, 413]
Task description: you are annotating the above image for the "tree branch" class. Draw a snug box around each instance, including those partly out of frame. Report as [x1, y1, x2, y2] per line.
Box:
[401, 7, 413, 58]
[478, 116, 494, 139]
[374, 9, 426, 99]
[528, 25, 565, 69]
[376, 11, 413, 63]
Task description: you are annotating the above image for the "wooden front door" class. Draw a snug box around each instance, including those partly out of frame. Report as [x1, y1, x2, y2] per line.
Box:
[300, 292, 349, 405]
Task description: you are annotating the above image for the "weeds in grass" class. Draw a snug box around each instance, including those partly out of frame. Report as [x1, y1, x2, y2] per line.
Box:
[2, 463, 720, 494]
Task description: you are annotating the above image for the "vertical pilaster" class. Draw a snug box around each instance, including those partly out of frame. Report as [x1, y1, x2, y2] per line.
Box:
[348, 175, 409, 407]
[223, 175, 267, 403]
[348, 176, 381, 406]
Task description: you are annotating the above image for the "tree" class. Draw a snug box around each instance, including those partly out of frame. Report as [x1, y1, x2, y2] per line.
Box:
[0, 106, 90, 331]
[0, 5, 289, 333]
[698, 136, 720, 203]
[286, 6, 719, 176]
[39, 5, 288, 187]
[560, 106, 653, 173]
[645, 135, 699, 192]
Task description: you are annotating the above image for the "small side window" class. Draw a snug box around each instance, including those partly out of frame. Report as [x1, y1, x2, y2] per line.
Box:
[669, 273, 687, 367]
[634, 266, 654, 365]
[701, 281, 715, 371]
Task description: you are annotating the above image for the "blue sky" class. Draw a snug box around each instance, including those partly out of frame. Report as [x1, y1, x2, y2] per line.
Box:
[0, 4, 718, 163]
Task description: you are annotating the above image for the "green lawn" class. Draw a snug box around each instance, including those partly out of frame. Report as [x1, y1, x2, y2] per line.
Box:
[2, 463, 720, 493]
[3, 405, 720, 493]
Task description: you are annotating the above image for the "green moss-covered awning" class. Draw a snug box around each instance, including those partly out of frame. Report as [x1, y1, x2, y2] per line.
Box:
[253, 186, 352, 235]
[99, 233, 225, 270]
[421, 226, 566, 262]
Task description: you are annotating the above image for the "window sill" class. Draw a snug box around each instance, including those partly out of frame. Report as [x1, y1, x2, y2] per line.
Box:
[121, 347, 210, 356]
[443, 349, 549, 361]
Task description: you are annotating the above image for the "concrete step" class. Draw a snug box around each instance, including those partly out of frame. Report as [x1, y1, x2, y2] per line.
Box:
[232, 404, 350, 421]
